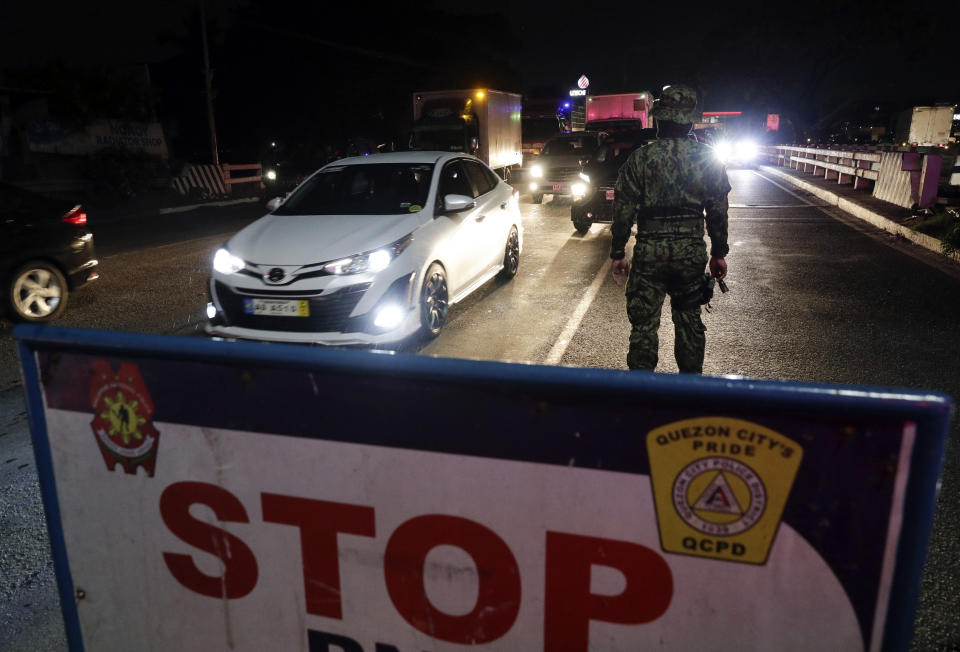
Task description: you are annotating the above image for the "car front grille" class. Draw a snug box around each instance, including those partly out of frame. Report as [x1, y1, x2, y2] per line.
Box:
[544, 166, 580, 183]
[215, 281, 371, 333]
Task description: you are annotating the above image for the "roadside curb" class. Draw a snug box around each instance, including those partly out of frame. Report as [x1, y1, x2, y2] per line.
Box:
[758, 165, 959, 263]
[158, 197, 261, 215]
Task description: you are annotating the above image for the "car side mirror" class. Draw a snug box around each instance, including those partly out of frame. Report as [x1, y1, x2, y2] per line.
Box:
[442, 194, 475, 213]
[266, 196, 284, 212]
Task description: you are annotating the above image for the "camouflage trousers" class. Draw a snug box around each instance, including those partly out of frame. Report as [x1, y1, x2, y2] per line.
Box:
[625, 236, 708, 373]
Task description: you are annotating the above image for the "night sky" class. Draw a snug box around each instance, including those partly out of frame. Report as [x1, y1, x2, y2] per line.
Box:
[2, 0, 957, 161]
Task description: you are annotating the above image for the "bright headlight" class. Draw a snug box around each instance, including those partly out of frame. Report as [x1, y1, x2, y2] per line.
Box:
[323, 235, 412, 275]
[735, 139, 757, 159]
[714, 141, 733, 163]
[374, 304, 406, 329]
[571, 182, 587, 197]
[213, 248, 245, 274]
[578, 172, 590, 182]
[265, 169, 277, 180]
[530, 165, 544, 178]
[367, 249, 392, 272]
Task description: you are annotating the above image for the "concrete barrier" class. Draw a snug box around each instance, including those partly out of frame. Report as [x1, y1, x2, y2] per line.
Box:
[765, 146, 942, 209]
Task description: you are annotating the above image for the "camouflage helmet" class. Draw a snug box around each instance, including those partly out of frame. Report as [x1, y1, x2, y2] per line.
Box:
[651, 84, 700, 124]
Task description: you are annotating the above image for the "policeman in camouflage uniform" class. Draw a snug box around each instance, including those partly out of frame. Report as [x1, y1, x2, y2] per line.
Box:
[609, 84, 730, 373]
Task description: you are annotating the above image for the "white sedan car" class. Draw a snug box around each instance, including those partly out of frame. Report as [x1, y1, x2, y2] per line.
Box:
[206, 152, 522, 345]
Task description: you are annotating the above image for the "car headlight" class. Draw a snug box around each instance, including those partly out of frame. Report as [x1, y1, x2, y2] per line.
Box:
[213, 248, 245, 274]
[530, 165, 544, 178]
[578, 171, 590, 182]
[323, 234, 413, 275]
[571, 182, 587, 197]
[735, 139, 757, 160]
[265, 169, 277, 180]
[714, 141, 732, 164]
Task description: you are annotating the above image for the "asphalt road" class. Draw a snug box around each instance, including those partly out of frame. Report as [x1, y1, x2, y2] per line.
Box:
[1, 171, 959, 650]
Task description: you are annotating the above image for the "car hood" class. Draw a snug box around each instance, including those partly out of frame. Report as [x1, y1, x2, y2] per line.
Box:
[534, 153, 589, 169]
[228, 212, 427, 266]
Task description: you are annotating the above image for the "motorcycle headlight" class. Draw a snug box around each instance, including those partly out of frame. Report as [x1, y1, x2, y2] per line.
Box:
[323, 234, 413, 275]
[213, 248, 245, 274]
[265, 169, 277, 181]
[530, 165, 544, 178]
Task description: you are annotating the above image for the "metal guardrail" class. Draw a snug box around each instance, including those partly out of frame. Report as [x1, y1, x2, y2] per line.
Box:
[763, 146, 943, 209]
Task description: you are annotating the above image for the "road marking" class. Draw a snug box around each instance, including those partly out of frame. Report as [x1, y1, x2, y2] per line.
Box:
[729, 203, 816, 208]
[545, 256, 613, 365]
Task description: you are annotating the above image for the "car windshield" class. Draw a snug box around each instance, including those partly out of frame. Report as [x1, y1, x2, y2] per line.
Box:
[541, 136, 597, 156]
[273, 163, 434, 215]
[594, 141, 643, 164]
[411, 126, 467, 151]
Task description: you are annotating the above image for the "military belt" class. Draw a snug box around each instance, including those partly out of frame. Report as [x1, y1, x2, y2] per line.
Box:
[635, 217, 703, 233]
[635, 207, 702, 220]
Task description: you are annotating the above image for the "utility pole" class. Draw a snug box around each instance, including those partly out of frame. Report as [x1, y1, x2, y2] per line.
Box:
[200, 0, 220, 166]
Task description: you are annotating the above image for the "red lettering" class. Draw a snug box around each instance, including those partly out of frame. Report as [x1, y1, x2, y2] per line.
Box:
[159, 481, 258, 599]
[544, 532, 673, 651]
[261, 494, 375, 619]
[384, 515, 520, 644]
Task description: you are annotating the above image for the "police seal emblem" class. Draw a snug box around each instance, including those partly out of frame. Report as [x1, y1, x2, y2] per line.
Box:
[672, 457, 766, 536]
[89, 361, 161, 476]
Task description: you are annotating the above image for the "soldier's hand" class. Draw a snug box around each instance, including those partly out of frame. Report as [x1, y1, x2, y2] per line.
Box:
[611, 258, 630, 286]
[709, 257, 727, 280]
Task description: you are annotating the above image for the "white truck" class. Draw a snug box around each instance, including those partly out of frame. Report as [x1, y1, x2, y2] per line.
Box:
[894, 106, 955, 146]
[411, 89, 522, 178]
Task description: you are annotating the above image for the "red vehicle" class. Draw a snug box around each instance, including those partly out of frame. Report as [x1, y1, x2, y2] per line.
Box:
[585, 92, 653, 132]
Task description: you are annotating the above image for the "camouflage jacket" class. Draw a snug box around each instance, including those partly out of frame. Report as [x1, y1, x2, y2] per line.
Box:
[610, 137, 731, 259]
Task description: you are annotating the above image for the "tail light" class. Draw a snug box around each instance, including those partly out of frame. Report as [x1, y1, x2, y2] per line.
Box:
[63, 205, 87, 225]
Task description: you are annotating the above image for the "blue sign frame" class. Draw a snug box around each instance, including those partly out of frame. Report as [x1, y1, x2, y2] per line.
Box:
[14, 324, 951, 652]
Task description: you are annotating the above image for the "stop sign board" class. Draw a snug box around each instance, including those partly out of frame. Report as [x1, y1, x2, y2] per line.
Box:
[15, 325, 950, 652]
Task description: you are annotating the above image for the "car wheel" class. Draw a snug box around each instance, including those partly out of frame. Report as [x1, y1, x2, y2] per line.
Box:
[419, 263, 449, 339]
[8, 261, 69, 322]
[532, 193, 544, 204]
[498, 227, 520, 280]
[571, 205, 592, 234]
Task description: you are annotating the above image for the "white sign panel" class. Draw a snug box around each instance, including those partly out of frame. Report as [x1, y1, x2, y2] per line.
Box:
[15, 332, 951, 652]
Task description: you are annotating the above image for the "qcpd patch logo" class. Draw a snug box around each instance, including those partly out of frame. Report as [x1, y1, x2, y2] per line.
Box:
[647, 417, 802, 565]
[672, 457, 766, 536]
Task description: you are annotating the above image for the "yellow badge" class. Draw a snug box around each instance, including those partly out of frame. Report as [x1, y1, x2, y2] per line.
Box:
[647, 417, 803, 564]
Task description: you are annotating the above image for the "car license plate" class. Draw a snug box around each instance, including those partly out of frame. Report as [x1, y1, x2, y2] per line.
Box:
[606, 189, 615, 201]
[243, 298, 310, 317]
[552, 183, 562, 191]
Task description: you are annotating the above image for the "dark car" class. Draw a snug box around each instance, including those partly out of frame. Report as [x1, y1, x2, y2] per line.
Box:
[1, 182, 99, 321]
[527, 132, 606, 204]
[570, 129, 657, 234]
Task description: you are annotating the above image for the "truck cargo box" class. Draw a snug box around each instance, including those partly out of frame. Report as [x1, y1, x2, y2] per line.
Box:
[894, 106, 955, 146]
[412, 89, 522, 172]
